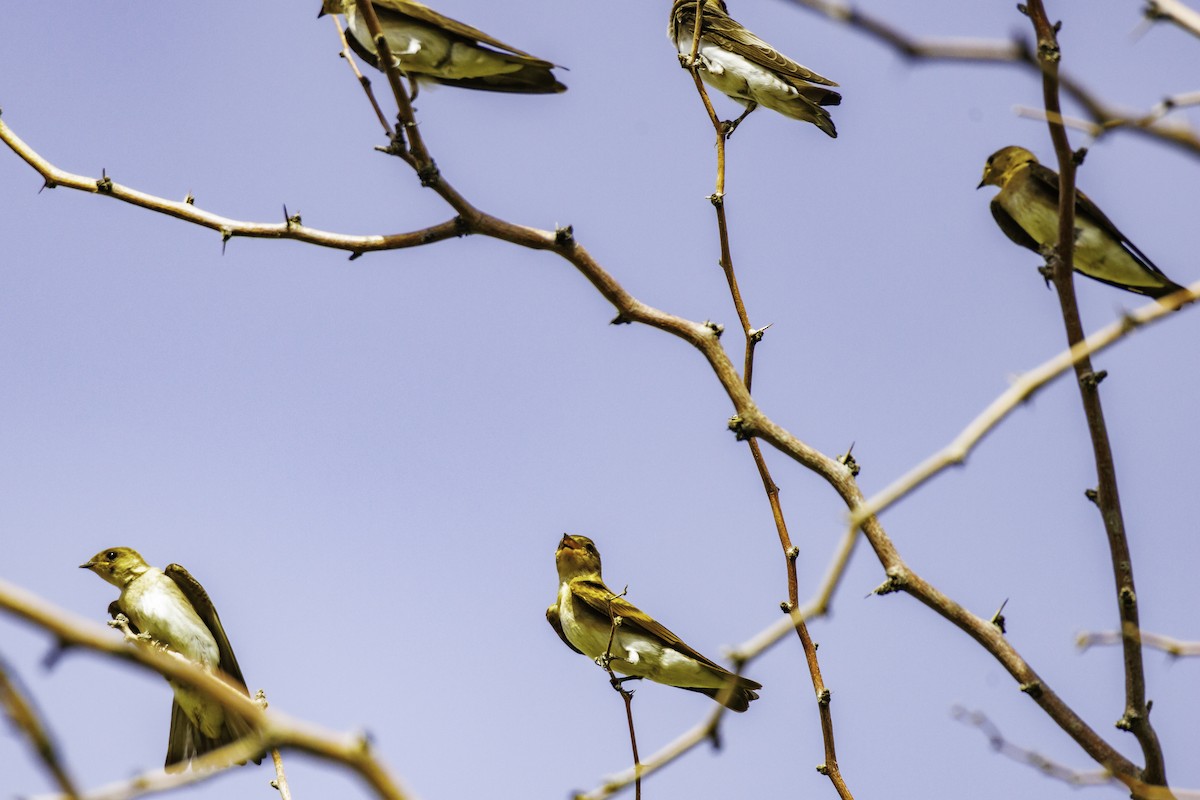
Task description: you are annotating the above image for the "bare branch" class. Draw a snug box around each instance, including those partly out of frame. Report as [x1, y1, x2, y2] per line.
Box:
[0, 655, 80, 798]
[0, 577, 417, 800]
[1079, 628, 1200, 657]
[1144, 0, 1200, 39]
[851, 283, 1199, 526]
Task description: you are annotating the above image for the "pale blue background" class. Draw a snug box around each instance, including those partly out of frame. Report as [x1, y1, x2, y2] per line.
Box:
[2, 2, 1199, 798]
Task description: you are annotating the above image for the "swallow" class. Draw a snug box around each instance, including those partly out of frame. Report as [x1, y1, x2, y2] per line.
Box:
[320, 0, 566, 93]
[81, 547, 260, 771]
[669, 0, 840, 136]
[547, 534, 760, 711]
[978, 146, 1185, 297]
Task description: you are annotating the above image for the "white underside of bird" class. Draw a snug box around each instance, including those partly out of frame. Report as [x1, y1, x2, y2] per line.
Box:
[122, 569, 226, 738]
[556, 582, 731, 689]
[346, 10, 525, 79]
[676, 35, 805, 116]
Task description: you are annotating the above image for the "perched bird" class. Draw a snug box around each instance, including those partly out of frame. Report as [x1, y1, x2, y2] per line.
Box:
[81, 547, 260, 772]
[978, 146, 1184, 298]
[669, 0, 840, 137]
[546, 534, 761, 712]
[319, 0, 566, 94]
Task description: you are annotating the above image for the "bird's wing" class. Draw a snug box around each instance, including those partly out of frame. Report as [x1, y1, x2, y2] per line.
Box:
[693, 2, 838, 86]
[568, 579, 730, 672]
[371, 0, 550, 62]
[165, 700, 195, 772]
[546, 604, 583, 654]
[164, 564, 249, 691]
[1026, 161, 1173, 282]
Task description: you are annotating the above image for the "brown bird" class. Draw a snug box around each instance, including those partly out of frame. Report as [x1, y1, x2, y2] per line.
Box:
[669, 0, 840, 137]
[81, 547, 260, 771]
[320, 0, 566, 94]
[547, 534, 761, 712]
[978, 146, 1185, 298]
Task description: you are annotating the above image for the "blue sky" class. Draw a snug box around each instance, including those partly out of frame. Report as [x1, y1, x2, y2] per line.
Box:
[2, 2, 1199, 798]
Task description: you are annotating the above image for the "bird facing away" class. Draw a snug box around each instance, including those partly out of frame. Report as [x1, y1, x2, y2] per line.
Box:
[669, 0, 840, 137]
[546, 534, 761, 712]
[81, 547, 260, 772]
[978, 146, 1184, 298]
[319, 0, 566, 94]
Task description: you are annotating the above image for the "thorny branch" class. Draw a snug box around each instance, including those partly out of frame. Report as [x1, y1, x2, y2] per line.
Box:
[679, 2, 850, 797]
[1024, 0, 1167, 792]
[5, 3, 1199, 793]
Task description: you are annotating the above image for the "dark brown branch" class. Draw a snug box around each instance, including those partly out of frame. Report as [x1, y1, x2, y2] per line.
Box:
[1023, 1, 1167, 791]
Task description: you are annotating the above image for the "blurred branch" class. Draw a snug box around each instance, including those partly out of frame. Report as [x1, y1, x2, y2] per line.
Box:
[1144, 0, 1200, 39]
[1026, 0, 1167, 790]
[0, 577, 416, 800]
[601, 595, 641, 800]
[0, 655, 80, 798]
[1079, 627, 1200, 657]
[851, 282, 1199, 526]
[953, 707, 1200, 799]
[777, 0, 1200, 156]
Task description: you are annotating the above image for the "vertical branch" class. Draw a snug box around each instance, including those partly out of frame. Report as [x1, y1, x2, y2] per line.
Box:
[681, 6, 851, 797]
[602, 592, 640, 800]
[1022, 0, 1168, 791]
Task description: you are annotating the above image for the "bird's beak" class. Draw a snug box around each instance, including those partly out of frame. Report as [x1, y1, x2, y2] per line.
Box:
[976, 177, 986, 190]
[559, 534, 579, 551]
[79, 561, 95, 570]
[317, 8, 326, 18]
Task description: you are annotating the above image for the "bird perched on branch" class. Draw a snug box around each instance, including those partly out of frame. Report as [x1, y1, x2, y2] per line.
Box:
[319, 0, 566, 94]
[669, 0, 840, 137]
[978, 146, 1185, 298]
[547, 534, 761, 711]
[81, 547, 261, 771]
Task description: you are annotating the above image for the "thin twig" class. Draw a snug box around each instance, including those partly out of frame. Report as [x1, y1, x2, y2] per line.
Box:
[600, 590, 640, 800]
[849, 282, 1198, 527]
[330, 12, 393, 136]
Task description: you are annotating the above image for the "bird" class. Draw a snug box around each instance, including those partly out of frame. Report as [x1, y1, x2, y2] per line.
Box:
[546, 534, 761, 712]
[319, 0, 566, 94]
[669, 0, 840, 137]
[80, 547, 261, 772]
[978, 146, 1185, 298]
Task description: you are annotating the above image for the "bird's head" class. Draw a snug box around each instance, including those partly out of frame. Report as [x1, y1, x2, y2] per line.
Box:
[317, 0, 348, 19]
[80, 547, 150, 588]
[554, 534, 603, 583]
[978, 145, 1037, 189]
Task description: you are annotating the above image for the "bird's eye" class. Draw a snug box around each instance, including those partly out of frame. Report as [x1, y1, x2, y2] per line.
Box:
[585, 544, 596, 553]
[105, 551, 118, 560]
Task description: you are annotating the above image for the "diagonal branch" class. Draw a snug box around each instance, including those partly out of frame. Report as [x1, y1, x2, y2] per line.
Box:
[850, 282, 1198, 527]
[0, 654, 80, 799]
[0, 577, 417, 800]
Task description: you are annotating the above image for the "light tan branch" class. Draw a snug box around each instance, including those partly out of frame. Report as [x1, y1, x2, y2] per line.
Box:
[0, 577, 416, 800]
[0, 116, 462, 255]
[0, 656, 80, 798]
[1145, 0, 1200, 39]
[1079, 627, 1200, 657]
[850, 282, 1199, 528]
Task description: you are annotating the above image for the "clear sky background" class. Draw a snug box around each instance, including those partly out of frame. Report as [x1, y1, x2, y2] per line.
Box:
[2, 2, 1199, 798]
